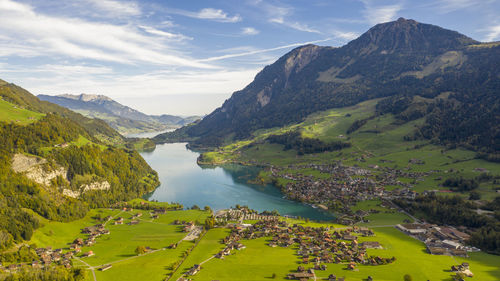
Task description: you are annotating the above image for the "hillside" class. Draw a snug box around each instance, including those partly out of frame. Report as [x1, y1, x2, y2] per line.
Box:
[38, 93, 199, 135]
[0, 79, 159, 249]
[155, 18, 500, 155]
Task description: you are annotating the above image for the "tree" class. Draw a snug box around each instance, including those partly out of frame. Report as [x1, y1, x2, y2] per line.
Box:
[205, 216, 215, 230]
[469, 191, 480, 200]
[403, 274, 412, 281]
[135, 245, 147, 255]
[191, 205, 200, 210]
[204, 206, 212, 212]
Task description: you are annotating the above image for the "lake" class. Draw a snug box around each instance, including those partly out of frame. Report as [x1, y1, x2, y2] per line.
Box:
[140, 143, 335, 221]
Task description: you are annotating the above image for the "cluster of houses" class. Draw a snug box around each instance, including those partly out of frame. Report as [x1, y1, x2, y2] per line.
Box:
[0, 247, 75, 273]
[215, 219, 393, 279]
[215, 208, 278, 223]
[451, 262, 474, 278]
[270, 163, 428, 215]
[396, 223, 476, 257]
[35, 247, 73, 269]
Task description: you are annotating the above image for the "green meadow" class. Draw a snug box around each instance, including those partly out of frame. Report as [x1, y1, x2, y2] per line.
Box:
[201, 98, 500, 200]
[28, 206, 500, 281]
[0, 98, 44, 125]
[187, 227, 500, 281]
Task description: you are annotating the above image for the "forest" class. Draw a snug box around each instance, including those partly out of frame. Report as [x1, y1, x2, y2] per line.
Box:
[394, 194, 500, 254]
[266, 131, 351, 154]
[0, 112, 159, 245]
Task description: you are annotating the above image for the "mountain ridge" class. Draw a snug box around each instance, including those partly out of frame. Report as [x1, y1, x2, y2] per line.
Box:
[38, 93, 200, 135]
[155, 18, 500, 153]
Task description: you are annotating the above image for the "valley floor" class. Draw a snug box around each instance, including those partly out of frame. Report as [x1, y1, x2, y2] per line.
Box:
[24, 204, 500, 281]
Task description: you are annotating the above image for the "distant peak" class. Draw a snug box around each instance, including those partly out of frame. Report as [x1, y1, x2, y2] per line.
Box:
[396, 17, 417, 24]
[58, 93, 113, 102]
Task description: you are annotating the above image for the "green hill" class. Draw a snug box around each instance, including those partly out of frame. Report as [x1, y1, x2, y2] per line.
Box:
[0, 79, 159, 252]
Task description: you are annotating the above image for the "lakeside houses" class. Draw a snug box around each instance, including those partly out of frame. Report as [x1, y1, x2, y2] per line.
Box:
[269, 163, 427, 219]
[183, 221, 196, 232]
[215, 207, 279, 223]
[396, 223, 475, 257]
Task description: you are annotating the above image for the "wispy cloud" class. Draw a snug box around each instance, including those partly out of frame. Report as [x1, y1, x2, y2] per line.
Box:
[483, 24, 500, 41]
[167, 7, 242, 23]
[0, 0, 210, 68]
[331, 30, 359, 41]
[198, 39, 332, 62]
[252, 2, 321, 34]
[84, 0, 141, 17]
[139, 25, 192, 41]
[241, 27, 259, 35]
[435, 0, 497, 12]
[360, 0, 403, 25]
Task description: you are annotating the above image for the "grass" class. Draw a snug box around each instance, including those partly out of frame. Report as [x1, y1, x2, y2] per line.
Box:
[351, 200, 413, 226]
[200, 97, 500, 201]
[169, 228, 230, 281]
[29, 209, 121, 249]
[0, 98, 44, 125]
[191, 226, 500, 281]
[29, 207, 500, 281]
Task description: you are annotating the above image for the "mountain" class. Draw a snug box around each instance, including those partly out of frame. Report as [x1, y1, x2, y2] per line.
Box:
[155, 18, 500, 154]
[38, 93, 199, 135]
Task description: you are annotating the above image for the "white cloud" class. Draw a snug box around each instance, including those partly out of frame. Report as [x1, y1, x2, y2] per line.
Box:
[168, 7, 242, 23]
[360, 0, 402, 25]
[242, 27, 259, 35]
[273, 20, 322, 34]
[198, 39, 332, 62]
[437, 0, 496, 12]
[251, 1, 321, 34]
[139, 25, 192, 41]
[84, 0, 141, 17]
[483, 25, 500, 41]
[331, 30, 359, 41]
[0, 0, 210, 68]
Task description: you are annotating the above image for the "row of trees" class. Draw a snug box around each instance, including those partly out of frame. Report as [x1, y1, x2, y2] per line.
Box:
[395, 194, 500, 254]
[267, 131, 351, 155]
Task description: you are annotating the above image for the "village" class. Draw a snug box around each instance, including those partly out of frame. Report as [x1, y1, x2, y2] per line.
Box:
[0, 205, 201, 275]
[180, 217, 394, 281]
[270, 162, 432, 217]
[396, 223, 478, 258]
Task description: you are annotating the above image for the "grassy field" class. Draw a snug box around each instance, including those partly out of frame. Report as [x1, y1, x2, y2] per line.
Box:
[30, 206, 211, 281]
[200, 98, 500, 200]
[351, 200, 413, 226]
[190, 227, 500, 281]
[28, 207, 500, 281]
[0, 98, 44, 124]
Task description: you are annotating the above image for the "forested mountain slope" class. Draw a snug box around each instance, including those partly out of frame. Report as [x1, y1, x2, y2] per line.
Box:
[155, 18, 500, 156]
[0, 79, 159, 246]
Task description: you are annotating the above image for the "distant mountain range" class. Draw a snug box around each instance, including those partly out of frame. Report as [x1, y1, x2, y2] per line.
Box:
[155, 18, 500, 155]
[38, 93, 200, 135]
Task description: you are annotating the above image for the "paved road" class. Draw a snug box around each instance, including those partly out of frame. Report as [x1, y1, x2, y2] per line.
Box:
[74, 257, 96, 281]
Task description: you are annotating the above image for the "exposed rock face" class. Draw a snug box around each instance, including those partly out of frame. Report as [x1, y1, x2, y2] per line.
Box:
[63, 181, 110, 198]
[11, 154, 67, 186]
[81, 181, 111, 192]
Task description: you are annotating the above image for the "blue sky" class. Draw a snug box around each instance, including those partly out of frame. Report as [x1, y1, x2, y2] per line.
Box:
[0, 0, 499, 115]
